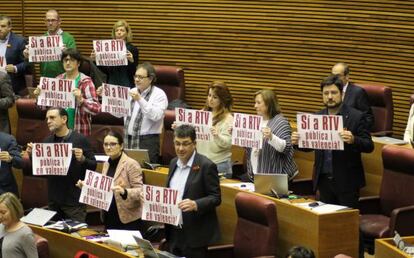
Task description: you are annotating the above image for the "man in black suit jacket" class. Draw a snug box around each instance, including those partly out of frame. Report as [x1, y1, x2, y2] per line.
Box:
[332, 62, 374, 130]
[293, 74, 374, 209]
[165, 124, 221, 258]
[0, 131, 23, 196]
[0, 15, 28, 96]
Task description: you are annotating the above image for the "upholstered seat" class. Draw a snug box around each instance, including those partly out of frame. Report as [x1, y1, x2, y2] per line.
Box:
[208, 192, 278, 258]
[35, 234, 50, 258]
[359, 144, 414, 254]
[357, 83, 393, 136]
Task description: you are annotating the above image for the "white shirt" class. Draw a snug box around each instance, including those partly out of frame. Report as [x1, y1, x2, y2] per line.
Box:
[126, 85, 168, 135]
[169, 151, 196, 199]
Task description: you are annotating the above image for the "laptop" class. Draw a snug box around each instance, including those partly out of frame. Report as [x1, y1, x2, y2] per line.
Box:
[124, 149, 150, 167]
[254, 173, 289, 197]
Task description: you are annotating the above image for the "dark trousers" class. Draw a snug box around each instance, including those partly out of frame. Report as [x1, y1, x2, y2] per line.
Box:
[168, 227, 207, 258]
[49, 202, 87, 222]
[139, 134, 160, 164]
[318, 174, 360, 209]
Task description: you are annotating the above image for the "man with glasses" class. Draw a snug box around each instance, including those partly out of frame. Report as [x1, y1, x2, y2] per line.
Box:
[24, 9, 76, 78]
[165, 124, 221, 258]
[331, 62, 374, 130]
[123, 61, 168, 163]
[34, 48, 100, 136]
[0, 15, 28, 96]
[26, 107, 96, 222]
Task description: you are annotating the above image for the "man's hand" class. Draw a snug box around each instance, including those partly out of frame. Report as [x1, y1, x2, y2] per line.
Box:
[340, 129, 354, 144]
[75, 180, 84, 189]
[127, 51, 134, 63]
[72, 88, 83, 103]
[73, 148, 85, 162]
[291, 132, 299, 145]
[129, 90, 141, 101]
[96, 86, 103, 97]
[178, 199, 198, 212]
[90, 50, 96, 61]
[26, 143, 33, 155]
[0, 151, 13, 162]
[33, 86, 41, 98]
[5, 65, 15, 73]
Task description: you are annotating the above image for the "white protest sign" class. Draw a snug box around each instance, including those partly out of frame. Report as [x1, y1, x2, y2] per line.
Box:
[142, 184, 182, 226]
[296, 113, 344, 150]
[32, 143, 72, 176]
[37, 77, 76, 108]
[28, 35, 63, 62]
[79, 170, 114, 211]
[231, 113, 263, 148]
[101, 83, 131, 117]
[93, 39, 127, 66]
[175, 108, 212, 141]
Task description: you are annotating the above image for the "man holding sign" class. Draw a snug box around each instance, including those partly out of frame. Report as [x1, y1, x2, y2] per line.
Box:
[292, 74, 374, 209]
[0, 131, 23, 196]
[165, 124, 221, 258]
[27, 107, 96, 222]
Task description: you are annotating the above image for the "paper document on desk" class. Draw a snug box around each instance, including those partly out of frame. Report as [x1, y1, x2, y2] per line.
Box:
[107, 229, 142, 247]
[372, 136, 408, 145]
[295, 202, 350, 214]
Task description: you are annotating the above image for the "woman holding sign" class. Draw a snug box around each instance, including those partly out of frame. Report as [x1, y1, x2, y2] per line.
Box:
[77, 131, 143, 230]
[247, 89, 298, 179]
[199, 80, 234, 178]
[0, 192, 38, 258]
[91, 20, 138, 88]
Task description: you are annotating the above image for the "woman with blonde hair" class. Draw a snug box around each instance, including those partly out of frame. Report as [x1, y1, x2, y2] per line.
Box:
[91, 19, 139, 88]
[0, 192, 38, 258]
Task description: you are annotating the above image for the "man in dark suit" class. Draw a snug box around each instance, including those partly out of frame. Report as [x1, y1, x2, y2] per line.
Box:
[0, 15, 28, 96]
[0, 71, 14, 133]
[332, 62, 374, 130]
[0, 131, 23, 196]
[165, 124, 221, 258]
[292, 74, 374, 209]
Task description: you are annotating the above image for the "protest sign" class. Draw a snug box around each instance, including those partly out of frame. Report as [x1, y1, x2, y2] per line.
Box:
[231, 113, 263, 148]
[175, 107, 212, 141]
[32, 143, 72, 176]
[296, 113, 344, 150]
[28, 35, 63, 62]
[142, 184, 182, 226]
[37, 77, 76, 108]
[101, 83, 130, 117]
[79, 170, 114, 211]
[93, 39, 127, 66]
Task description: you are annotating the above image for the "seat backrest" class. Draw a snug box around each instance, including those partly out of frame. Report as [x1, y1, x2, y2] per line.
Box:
[89, 112, 124, 154]
[380, 145, 414, 216]
[16, 98, 49, 147]
[154, 65, 185, 102]
[35, 234, 50, 258]
[160, 110, 176, 165]
[21, 176, 48, 210]
[356, 83, 393, 134]
[233, 192, 278, 258]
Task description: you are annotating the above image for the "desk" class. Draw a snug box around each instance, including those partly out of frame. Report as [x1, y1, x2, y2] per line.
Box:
[143, 169, 359, 258]
[376, 237, 414, 258]
[29, 225, 137, 258]
[294, 139, 411, 196]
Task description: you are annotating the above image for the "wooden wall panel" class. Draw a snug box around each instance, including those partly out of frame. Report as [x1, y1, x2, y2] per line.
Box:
[2, 0, 23, 35]
[17, 0, 414, 137]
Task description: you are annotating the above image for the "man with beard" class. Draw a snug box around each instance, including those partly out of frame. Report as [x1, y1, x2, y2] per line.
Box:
[292, 74, 374, 209]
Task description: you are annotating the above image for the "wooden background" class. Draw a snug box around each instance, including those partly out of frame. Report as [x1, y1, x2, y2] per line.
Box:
[5, 0, 414, 137]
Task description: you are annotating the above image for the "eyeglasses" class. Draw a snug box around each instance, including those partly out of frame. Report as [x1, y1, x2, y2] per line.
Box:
[134, 75, 149, 81]
[45, 19, 59, 23]
[103, 142, 119, 148]
[174, 141, 194, 147]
